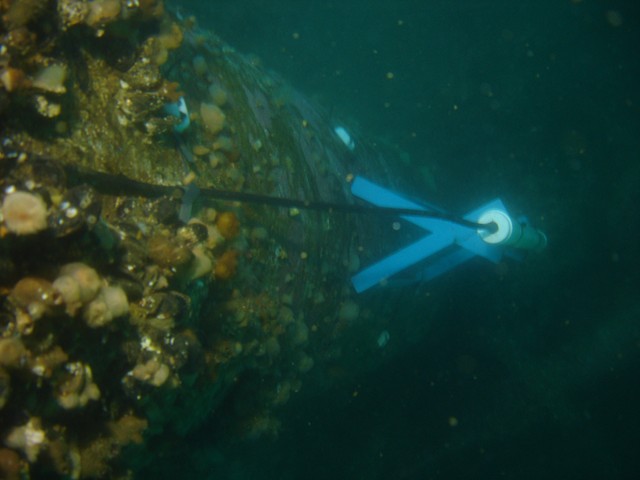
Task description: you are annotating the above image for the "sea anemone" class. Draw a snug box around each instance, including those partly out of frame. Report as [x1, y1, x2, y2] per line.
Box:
[214, 250, 238, 279]
[0, 338, 29, 369]
[58, 263, 102, 304]
[215, 211, 240, 239]
[10, 277, 61, 320]
[52, 275, 82, 316]
[1, 191, 48, 235]
[200, 102, 226, 134]
[83, 285, 129, 328]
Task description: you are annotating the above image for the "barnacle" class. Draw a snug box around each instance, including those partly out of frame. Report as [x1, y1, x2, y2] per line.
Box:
[1, 191, 48, 235]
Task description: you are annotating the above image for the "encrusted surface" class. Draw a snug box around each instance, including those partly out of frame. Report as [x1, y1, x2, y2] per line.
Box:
[0, 1, 411, 478]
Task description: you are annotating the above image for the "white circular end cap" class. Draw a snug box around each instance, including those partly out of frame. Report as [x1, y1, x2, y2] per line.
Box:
[477, 209, 513, 245]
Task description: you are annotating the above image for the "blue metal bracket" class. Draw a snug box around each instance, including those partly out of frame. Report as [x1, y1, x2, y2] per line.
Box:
[350, 176, 510, 293]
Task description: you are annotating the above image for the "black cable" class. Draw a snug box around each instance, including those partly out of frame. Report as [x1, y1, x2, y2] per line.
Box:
[63, 166, 497, 232]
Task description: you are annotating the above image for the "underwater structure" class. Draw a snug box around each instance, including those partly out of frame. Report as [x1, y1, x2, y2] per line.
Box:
[0, 1, 423, 478]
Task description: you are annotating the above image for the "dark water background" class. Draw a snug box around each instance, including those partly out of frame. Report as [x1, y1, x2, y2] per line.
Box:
[167, 1, 640, 478]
